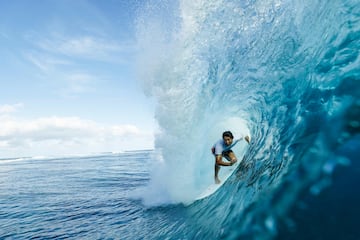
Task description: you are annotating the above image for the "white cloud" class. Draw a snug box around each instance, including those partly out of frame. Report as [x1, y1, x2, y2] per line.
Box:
[23, 33, 134, 97]
[24, 51, 98, 96]
[61, 73, 96, 96]
[0, 103, 23, 114]
[25, 51, 71, 72]
[0, 115, 154, 158]
[57, 36, 121, 57]
[36, 34, 135, 61]
[111, 125, 142, 135]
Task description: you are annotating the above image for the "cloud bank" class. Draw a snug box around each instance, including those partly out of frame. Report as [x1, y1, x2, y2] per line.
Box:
[0, 104, 153, 158]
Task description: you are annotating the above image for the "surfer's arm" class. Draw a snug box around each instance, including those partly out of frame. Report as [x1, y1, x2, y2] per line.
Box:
[215, 155, 233, 166]
[237, 135, 250, 143]
[235, 136, 250, 144]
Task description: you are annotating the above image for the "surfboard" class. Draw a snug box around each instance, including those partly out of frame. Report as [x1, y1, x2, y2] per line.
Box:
[196, 157, 241, 200]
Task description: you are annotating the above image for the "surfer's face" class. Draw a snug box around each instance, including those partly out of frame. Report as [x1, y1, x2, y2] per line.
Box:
[223, 136, 233, 146]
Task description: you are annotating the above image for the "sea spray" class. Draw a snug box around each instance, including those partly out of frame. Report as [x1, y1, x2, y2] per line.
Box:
[136, 0, 252, 204]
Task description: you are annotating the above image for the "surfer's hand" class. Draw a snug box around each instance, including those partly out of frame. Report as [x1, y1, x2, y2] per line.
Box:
[245, 136, 250, 144]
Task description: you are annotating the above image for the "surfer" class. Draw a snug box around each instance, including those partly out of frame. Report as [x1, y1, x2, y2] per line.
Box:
[211, 131, 250, 184]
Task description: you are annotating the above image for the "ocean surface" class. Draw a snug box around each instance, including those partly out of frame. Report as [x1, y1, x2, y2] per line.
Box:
[2, 0, 360, 239]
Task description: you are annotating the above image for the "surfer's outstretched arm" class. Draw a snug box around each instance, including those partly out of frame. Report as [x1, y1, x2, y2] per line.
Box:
[237, 135, 250, 144]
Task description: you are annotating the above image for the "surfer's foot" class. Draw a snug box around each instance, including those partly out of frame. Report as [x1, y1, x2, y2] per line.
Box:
[215, 177, 221, 184]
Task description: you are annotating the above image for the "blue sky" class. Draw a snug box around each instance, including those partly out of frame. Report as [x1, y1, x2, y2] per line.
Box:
[0, 0, 156, 158]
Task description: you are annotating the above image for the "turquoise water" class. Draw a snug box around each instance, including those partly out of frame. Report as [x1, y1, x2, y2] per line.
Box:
[135, 0, 359, 238]
[2, 0, 360, 239]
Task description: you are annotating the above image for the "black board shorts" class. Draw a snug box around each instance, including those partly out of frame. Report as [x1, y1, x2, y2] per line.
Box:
[222, 150, 233, 161]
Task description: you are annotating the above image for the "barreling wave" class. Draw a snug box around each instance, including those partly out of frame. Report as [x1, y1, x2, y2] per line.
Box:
[135, 0, 359, 239]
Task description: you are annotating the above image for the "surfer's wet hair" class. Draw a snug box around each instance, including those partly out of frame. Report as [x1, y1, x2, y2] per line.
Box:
[222, 131, 234, 139]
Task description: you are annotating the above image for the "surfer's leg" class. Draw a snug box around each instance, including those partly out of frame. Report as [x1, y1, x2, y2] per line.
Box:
[215, 164, 221, 184]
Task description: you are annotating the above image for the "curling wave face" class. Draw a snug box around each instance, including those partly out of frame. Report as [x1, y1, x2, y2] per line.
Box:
[136, 0, 360, 238]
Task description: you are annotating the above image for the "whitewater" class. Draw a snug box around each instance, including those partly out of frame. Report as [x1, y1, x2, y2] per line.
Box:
[1, 0, 359, 239]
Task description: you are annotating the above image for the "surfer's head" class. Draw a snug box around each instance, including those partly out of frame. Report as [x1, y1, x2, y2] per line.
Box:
[222, 131, 234, 146]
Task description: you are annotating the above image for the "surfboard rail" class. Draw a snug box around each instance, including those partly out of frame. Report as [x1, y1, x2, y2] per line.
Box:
[195, 159, 240, 200]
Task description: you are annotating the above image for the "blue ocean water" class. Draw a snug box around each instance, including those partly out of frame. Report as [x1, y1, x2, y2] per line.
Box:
[0, 152, 153, 239]
[2, 0, 360, 239]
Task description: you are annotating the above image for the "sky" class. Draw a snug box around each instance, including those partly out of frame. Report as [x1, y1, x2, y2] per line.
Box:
[0, 0, 156, 158]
